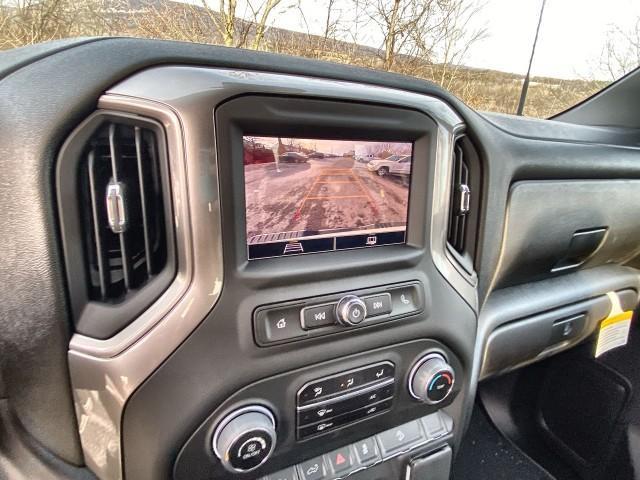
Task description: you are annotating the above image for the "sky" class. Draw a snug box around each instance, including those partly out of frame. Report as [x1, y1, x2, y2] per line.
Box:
[215, 0, 640, 81]
[468, 0, 640, 80]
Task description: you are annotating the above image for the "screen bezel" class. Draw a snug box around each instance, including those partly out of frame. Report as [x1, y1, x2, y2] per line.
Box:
[215, 94, 438, 283]
[242, 135, 415, 260]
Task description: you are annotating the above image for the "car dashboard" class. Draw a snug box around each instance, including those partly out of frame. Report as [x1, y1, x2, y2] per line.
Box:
[1, 38, 640, 480]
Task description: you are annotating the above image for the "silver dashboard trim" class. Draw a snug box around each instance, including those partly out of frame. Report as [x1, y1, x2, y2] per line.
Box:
[66, 67, 476, 480]
[68, 96, 223, 480]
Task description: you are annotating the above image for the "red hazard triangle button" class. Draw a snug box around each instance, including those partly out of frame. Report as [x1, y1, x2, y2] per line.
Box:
[329, 448, 352, 473]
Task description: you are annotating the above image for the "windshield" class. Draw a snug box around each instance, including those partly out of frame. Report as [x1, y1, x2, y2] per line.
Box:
[1, 0, 639, 118]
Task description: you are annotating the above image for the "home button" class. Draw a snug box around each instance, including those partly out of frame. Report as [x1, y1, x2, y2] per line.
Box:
[258, 306, 306, 343]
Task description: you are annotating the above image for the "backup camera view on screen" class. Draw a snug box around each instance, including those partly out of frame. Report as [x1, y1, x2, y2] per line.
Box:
[244, 136, 413, 259]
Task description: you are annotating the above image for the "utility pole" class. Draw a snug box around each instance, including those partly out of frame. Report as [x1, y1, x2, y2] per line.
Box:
[517, 0, 547, 116]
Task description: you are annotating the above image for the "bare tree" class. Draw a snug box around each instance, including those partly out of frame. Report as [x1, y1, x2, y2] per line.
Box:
[133, 1, 221, 45]
[429, 0, 487, 90]
[218, 0, 237, 46]
[322, 0, 338, 46]
[0, 0, 67, 48]
[364, 0, 437, 70]
[601, 17, 640, 80]
[133, 0, 288, 49]
[0, 0, 122, 50]
[316, 0, 372, 65]
[250, 0, 284, 49]
[196, 0, 253, 47]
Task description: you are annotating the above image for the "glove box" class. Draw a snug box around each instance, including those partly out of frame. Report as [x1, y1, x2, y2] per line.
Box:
[480, 289, 637, 379]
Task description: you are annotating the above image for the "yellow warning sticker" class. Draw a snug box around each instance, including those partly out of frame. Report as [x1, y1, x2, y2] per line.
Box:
[595, 292, 633, 358]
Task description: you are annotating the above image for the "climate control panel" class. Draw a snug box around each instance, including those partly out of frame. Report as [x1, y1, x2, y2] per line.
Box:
[254, 282, 424, 346]
[296, 362, 396, 439]
[174, 340, 462, 480]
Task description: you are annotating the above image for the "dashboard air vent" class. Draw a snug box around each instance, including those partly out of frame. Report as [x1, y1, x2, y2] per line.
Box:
[446, 134, 480, 275]
[447, 138, 471, 253]
[80, 123, 168, 301]
[58, 114, 175, 339]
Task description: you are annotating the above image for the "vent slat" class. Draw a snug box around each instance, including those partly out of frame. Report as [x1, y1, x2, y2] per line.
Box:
[135, 126, 153, 276]
[87, 151, 109, 300]
[109, 124, 133, 290]
[108, 123, 120, 182]
[79, 121, 168, 304]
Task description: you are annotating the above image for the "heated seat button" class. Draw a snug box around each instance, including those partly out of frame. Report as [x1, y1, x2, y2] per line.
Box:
[301, 304, 336, 329]
[255, 306, 307, 344]
[363, 293, 392, 317]
[376, 420, 425, 458]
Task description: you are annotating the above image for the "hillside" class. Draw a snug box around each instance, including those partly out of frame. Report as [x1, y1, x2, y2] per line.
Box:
[0, 0, 607, 117]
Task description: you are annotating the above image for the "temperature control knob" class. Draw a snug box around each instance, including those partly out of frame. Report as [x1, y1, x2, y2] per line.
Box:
[335, 295, 367, 326]
[408, 353, 455, 405]
[212, 406, 276, 473]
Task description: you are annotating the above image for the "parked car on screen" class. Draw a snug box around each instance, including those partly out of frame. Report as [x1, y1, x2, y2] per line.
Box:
[279, 151, 309, 163]
[308, 152, 325, 159]
[356, 153, 376, 163]
[367, 155, 411, 177]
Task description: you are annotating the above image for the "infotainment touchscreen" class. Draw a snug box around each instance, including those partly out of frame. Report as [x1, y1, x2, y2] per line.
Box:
[243, 136, 412, 259]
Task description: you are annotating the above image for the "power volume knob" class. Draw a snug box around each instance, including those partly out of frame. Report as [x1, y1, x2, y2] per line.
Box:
[212, 406, 276, 473]
[335, 295, 367, 326]
[408, 353, 455, 405]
